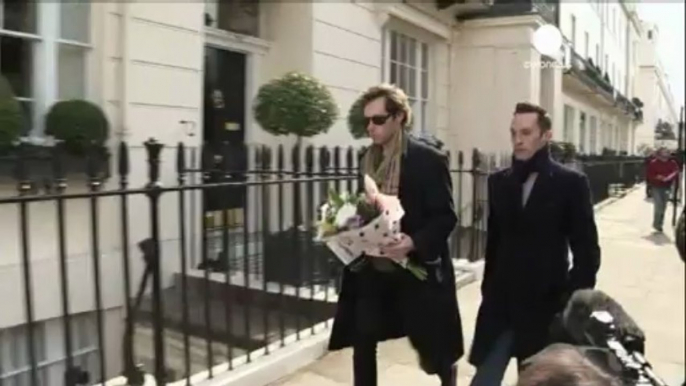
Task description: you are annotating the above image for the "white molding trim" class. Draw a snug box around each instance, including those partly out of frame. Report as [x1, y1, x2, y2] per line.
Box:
[204, 27, 270, 56]
[387, 4, 451, 40]
[461, 14, 546, 30]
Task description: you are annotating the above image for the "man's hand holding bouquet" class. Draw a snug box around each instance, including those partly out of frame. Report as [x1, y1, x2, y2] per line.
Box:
[315, 175, 427, 280]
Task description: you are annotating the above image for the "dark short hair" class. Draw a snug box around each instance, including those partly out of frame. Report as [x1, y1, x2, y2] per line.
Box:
[514, 102, 552, 132]
[359, 83, 412, 127]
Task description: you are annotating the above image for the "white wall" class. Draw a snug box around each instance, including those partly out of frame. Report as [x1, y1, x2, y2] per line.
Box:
[634, 20, 679, 150]
[563, 92, 633, 154]
[560, 2, 631, 96]
[308, 1, 381, 148]
[0, 2, 205, 380]
[452, 15, 544, 156]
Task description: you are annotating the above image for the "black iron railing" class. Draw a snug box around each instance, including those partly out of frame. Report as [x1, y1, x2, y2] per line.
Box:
[0, 140, 491, 385]
[0, 139, 647, 385]
[457, 0, 559, 25]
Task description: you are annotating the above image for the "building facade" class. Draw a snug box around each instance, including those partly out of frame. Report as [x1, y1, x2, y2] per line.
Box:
[634, 21, 680, 151]
[558, 1, 644, 155]
[0, 0, 677, 384]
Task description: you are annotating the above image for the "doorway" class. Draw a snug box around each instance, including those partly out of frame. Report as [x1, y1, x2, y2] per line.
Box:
[202, 46, 247, 228]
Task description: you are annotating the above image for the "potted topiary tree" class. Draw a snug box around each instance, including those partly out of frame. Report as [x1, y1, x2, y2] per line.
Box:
[45, 99, 111, 177]
[346, 95, 369, 140]
[253, 71, 339, 286]
[0, 75, 23, 152]
[253, 71, 338, 145]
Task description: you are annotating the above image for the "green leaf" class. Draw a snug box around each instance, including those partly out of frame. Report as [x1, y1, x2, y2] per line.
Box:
[253, 71, 339, 138]
[329, 188, 344, 208]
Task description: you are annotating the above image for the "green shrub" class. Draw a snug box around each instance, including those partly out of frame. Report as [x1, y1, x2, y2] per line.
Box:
[0, 75, 22, 148]
[550, 141, 577, 162]
[347, 96, 367, 140]
[0, 75, 15, 99]
[253, 71, 338, 138]
[45, 100, 109, 154]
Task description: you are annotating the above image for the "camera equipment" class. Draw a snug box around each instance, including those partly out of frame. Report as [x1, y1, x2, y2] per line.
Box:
[586, 310, 668, 386]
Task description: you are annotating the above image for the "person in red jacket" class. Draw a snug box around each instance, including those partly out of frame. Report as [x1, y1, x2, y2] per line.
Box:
[644, 151, 656, 199]
[646, 147, 680, 232]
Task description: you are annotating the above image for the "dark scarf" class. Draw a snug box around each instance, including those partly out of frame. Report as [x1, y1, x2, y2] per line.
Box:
[511, 145, 552, 183]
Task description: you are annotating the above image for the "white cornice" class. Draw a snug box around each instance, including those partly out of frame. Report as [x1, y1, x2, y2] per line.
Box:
[204, 27, 271, 55]
[375, 3, 452, 40]
[460, 14, 546, 30]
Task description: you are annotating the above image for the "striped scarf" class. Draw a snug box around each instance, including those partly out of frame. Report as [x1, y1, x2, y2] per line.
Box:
[362, 130, 405, 196]
[361, 130, 405, 272]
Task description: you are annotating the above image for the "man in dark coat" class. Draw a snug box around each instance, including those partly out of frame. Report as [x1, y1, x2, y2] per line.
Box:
[468, 102, 601, 385]
[328, 84, 464, 386]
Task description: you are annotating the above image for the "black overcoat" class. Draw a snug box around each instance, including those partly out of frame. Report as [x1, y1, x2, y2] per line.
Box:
[328, 137, 464, 374]
[469, 158, 601, 366]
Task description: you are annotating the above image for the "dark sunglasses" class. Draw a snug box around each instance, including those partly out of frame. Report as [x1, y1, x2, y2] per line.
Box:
[363, 114, 392, 126]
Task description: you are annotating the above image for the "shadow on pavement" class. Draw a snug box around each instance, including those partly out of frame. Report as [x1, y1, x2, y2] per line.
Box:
[642, 232, 673, 245]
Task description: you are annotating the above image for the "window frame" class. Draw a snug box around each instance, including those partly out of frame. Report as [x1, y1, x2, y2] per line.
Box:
[0, 315, 100, 385]
[584, 31, 589, 58]
[579, 111, 587, 154]
[563, 104, 575, 144]
[0, 1, 93, 140]
[589, 115, 598, 155]
[382, 28, 432, 135]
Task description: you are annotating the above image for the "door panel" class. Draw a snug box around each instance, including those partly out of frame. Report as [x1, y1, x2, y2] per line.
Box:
[203, 47, 247, 216]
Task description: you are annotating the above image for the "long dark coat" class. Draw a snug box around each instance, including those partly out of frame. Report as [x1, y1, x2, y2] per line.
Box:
[469, 158, 601, 366]
[328, 137, 464, 374]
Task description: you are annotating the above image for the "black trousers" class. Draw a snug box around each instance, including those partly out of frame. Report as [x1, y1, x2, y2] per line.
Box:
[352, 266, 456, 386]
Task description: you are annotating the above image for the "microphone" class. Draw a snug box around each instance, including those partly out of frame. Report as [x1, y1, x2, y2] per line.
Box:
[559, 289, 668, 386]
[586, 311, 668, 386]
[561, 289, 645, 354]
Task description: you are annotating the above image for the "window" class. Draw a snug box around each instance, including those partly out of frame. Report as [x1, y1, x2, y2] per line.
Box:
[0, 1, 90, 138]
[612, 9, 616, 33]
[590, 116, 598, 154]
[385, 29, 430, 133]
[618, 71, 623, 93]
[570, 15, 576, 49]
[604, 54, 609, 73]
[579, 112, 587, 153]
[0, 323, 48, 385]
[584, 32, 589, 58]
[69, 313, 100, 378]
[0, 315, 99, 386]
[595, 44, 600, 65]
[204, 0, 260, 37]
[648, 30, 653, 40]
[564, 105, 575, 143]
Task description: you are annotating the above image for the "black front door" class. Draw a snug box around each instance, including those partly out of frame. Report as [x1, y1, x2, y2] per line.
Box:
[203, 47, 247, 218]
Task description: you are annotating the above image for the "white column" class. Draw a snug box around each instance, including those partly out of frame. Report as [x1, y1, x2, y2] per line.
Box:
[35, 2, 59, 138]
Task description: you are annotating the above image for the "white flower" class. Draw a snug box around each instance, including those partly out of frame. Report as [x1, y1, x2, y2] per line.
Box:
[319, 202, 330, 221]
[334, 203, 358, 229]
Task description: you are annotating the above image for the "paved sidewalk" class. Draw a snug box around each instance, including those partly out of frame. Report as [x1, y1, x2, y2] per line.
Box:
[268, 186, 685, 386]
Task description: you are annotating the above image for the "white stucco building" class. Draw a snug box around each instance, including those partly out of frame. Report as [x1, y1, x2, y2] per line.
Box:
[558, 1, 644, 155]
[634, 21, 680, 150]
[0, 0, 677, 384]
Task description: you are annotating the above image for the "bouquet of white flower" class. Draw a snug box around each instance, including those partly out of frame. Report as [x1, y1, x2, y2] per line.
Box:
[314, 175, 428, 280]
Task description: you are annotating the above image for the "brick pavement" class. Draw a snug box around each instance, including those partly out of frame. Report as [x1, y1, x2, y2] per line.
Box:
[268, 186, 685, 386]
